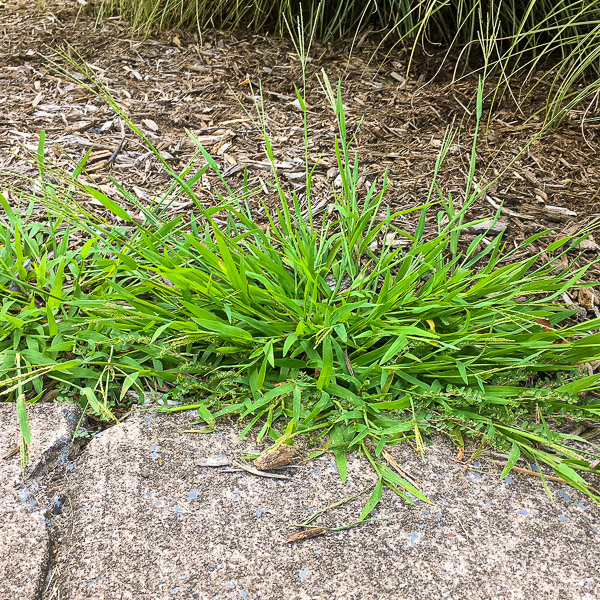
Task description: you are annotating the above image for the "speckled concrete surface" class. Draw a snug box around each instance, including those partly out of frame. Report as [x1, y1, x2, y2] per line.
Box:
[43, 408, 599, 600]
[0, 403, 80, 600]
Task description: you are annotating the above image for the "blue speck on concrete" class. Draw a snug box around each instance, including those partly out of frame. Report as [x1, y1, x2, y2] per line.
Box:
[503, 476, 515, 484]
[175, 506, 183, 515]
[311, 467, 321, 474]
[410, 532, 419, 545]
[233, 491, 240, 501]
[517, 509, 529, 516]
[256, 508, 264, 518]
[240, 591, 249, 599]
[170, 588, 179, 594]
[484, 503, 491, 509]
[328, 461, 338, 473]
[146, 492, 153, 499]
[156, 501, 164, 508]
[576, 501, 589, 511]
[559, 514, 570, 523]
[434, 512, 442, 519]
[529, 463, 539, 472]
[299, 568, 309, 582]
[188, 490, 199, 501]
[558, 489, 571, 503]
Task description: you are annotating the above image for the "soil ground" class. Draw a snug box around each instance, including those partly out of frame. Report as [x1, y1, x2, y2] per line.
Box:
[0, 1, 599, 301]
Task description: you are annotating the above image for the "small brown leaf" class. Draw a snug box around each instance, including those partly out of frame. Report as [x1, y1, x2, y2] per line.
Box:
[535, 317, 553, 332]
[284, 528, 327, 544]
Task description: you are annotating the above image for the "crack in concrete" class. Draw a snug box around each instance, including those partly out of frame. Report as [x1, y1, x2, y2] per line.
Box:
[9, 407, 89, 600]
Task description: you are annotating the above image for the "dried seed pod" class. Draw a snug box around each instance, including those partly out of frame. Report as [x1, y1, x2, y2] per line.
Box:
[253, 443, 295, 471]
[284, 528, 327, 544]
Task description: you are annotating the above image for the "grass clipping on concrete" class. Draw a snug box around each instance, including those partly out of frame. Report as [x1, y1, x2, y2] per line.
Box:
[2, 65, 600, 509]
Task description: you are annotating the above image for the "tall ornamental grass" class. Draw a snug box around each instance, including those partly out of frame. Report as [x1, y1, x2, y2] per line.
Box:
[92, 0, 600, 120]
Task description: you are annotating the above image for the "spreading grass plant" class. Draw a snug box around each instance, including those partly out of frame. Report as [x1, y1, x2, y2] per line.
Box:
[2, 60, 600, 510]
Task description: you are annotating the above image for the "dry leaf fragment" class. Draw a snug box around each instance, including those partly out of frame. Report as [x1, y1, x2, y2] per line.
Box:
[544, 205, 577, 219]
[142, 118, 159, 132]
[253, 444, 295, 471]
[1, 445, 19, 460]
[285, 528, 327, 544]
[580, 237, 599, 251]
[197, 456, 231, 467]
[576, 288, 597, 309]
[535, 317, 554, 332]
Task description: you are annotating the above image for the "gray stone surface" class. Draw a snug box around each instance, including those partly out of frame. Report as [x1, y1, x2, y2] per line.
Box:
[42, 409, 599, 600]
[0, 403, 80, 600]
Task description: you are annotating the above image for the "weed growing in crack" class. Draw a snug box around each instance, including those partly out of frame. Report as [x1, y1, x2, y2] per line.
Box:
[2, 54, 600, 510]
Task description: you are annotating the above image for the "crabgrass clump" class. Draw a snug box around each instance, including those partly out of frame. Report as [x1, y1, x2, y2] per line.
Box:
[2, 64, 600, 510]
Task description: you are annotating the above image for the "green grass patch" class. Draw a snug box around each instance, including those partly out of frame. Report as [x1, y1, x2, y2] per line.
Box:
[2, 61, 600, 511]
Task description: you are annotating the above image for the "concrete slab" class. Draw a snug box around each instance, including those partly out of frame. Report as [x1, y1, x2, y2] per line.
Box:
[46, 408, 600, 600]
[0, 403, 80, 600]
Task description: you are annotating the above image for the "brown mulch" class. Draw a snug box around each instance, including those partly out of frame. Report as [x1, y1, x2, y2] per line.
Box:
[0, 1, 599, 310]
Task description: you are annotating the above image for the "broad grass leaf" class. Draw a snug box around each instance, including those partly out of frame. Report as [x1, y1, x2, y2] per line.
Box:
[374, 397, 411, 410]
[80, 387, 102, 415]
[456, 359, 468, 385]
[359, 478, 383, 521]
[47, 258, 65, 310]
[330, 424, 348, 482]
[316, 336, 333, 390]
[119, 372, 141, 400]
[501, 442, 521, 479]
[83, 185, 132, 222]
[16, 395, 31, 446]
[0, 313, 26, 328]
[283, 333, 298, 356]
[556, 374, 600, 395]
[246, 383, 296, 416]
[381, 335, 408, 364]
[292, 385, 302, 425]
[379, 463, 430, 503]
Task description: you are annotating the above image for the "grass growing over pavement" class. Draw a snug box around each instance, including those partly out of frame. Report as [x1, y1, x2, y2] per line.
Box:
[2, 60, 600, 509]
